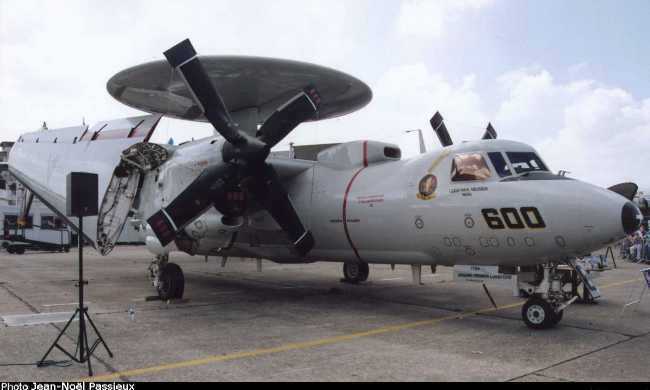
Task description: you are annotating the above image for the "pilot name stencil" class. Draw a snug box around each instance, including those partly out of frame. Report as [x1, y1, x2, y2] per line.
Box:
[450, 186, 489, 197]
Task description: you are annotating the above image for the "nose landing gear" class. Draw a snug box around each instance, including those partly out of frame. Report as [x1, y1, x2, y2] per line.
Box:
[517, 263, 574, 329]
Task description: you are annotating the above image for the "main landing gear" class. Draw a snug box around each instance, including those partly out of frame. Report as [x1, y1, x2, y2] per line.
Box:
[342, 262, 369, 284]
[149, 255, 185, 300]
[517, 263, 576, 329]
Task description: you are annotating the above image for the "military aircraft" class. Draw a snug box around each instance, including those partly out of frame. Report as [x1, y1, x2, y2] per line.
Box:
[8, 39, 643, 329]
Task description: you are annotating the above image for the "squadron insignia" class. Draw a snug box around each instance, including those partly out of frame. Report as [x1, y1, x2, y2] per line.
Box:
[417, 174, 438, 200]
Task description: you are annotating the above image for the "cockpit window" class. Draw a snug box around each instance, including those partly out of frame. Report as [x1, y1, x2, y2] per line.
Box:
[506, 152, 549, 174]
[488, 152, 512, 178]
[451, 153, 492, 182]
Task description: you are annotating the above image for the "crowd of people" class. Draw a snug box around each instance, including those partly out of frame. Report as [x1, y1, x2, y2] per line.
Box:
[621, 224, 650, 263]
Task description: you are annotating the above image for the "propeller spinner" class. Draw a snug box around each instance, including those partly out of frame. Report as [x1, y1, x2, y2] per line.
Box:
[147, 39, 317, 256]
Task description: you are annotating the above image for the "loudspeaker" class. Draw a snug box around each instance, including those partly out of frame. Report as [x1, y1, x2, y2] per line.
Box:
[66, 172, 98, 217]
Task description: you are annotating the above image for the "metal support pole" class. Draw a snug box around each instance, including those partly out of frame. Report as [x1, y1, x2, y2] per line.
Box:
[78, 216, 85, 363]
[38, 215, 113, 377]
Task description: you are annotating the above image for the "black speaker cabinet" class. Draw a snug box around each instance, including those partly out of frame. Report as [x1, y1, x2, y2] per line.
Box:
[66, 172, 98, 217]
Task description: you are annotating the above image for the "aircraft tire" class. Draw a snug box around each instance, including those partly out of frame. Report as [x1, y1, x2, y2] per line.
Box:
[14, 247, 25, 255]
[7, 246, 14, 254]
[157, 263, 185, 300]
[522, 297, 557, 330]
[343, 262, 369, 284]
[359, 262, 369, 282]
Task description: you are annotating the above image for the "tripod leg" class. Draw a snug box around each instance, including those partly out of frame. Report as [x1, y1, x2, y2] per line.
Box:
[38, 309, 79, 367]
[84, 310, 114, 358]
[73, 320, 82, 359]
[81, 313, 93, 377]
[79, 313, 87, 363]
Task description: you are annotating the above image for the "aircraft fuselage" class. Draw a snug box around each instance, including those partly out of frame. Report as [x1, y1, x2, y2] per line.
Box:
[137, 136, 634, 268]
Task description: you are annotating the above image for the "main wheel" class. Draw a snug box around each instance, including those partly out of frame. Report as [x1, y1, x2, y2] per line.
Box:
[7, 246, 15, 254]
[157, 263, 185, 300]
[343, 262, 369, 284]
[14, 246, 25, 255]
[522, 297, 559, 330]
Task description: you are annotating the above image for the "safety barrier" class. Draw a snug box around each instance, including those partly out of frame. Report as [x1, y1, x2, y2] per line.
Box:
[620, 236, 650, 263]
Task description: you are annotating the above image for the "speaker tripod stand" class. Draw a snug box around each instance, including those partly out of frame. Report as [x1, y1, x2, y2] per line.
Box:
[38, 216, 113, 376]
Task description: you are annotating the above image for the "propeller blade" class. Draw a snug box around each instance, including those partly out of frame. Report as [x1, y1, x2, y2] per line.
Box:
[245, 164, 314, 256]
[429, 111, 453, 147]
[482, 123, 497, 140]
[164, 39, 244, 146]
[147, 164, 232, 246]
[257, 87, 320, 148]
[608, 182, 639, 201]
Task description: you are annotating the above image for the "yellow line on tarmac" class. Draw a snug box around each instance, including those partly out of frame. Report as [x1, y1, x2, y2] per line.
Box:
[599, 278, 642, 289]
[81, 277, 642, 382]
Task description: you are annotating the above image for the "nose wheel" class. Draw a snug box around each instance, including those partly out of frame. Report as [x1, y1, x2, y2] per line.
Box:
[342, 262, 369, 284]
[522, 297, 563, 329]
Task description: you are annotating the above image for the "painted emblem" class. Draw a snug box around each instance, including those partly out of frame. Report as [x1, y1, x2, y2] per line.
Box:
[417, 174, 438, 200]
[464, 216, 475, 229]
[415, 217, 424, 230]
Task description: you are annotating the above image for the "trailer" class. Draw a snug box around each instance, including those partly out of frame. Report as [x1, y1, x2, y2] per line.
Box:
[2, 229, 71, 254]
[1, 205, 71, 254]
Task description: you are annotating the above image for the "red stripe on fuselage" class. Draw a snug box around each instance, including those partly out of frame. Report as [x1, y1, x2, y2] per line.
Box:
[342, 141, 368, 262]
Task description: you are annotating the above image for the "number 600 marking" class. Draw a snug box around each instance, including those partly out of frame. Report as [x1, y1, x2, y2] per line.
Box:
[481, 207, 546, 230]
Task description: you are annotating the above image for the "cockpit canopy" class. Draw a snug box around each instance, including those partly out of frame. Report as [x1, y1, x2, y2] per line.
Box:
[504, 152, 548, 175]
[449, 142, 553, 182]
[451, 153, 492, 182]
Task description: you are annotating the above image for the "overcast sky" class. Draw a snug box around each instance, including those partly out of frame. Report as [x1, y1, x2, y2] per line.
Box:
[1, 0, 648, 191]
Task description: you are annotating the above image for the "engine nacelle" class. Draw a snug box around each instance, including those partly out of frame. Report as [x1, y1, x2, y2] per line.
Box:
[316, 140, 401, 170]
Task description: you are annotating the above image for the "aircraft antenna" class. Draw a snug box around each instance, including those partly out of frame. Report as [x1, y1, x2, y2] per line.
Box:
[405, 129, 426, 154]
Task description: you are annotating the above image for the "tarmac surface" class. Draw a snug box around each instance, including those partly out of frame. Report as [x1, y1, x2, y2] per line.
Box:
[0, 246, 648, 382]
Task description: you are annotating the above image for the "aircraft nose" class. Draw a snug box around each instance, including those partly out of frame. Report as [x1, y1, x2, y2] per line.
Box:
[622, 201, 642, 234]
